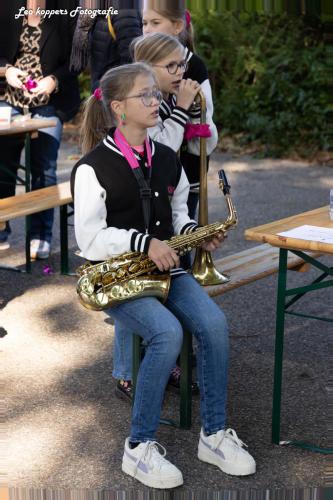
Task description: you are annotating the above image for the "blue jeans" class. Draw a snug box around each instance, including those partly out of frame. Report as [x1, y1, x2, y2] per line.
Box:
[108, 273, 229, 442]
[113, 189, 200, 378]
[0, 103, 62, 243]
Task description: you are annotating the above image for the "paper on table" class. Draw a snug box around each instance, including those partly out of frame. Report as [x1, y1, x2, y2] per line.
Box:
[277, 225, 333, 244]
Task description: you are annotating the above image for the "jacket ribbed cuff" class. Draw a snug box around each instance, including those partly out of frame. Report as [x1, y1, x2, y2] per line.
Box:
[170, 106, 189, 128]
[130, 231, 153, 254]
[180, 222, 199, 235]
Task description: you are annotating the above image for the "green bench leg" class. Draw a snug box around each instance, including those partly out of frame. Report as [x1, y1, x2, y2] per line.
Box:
[60, 204, 69, 275]
[132, 330, 193, 429]
[25, 214, 31, 273]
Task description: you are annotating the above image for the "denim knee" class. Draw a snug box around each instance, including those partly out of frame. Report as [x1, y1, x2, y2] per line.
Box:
[149, 319, 183, 362]
[198, 309, 229, 350]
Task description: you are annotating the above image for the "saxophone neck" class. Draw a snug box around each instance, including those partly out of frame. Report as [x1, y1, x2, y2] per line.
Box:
[225, 194, 238, 228]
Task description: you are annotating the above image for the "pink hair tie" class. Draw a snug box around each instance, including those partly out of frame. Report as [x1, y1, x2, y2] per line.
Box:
[184, 123, 212, 140]
[93, 88, 102, 101]
[185, 10, 191, 27]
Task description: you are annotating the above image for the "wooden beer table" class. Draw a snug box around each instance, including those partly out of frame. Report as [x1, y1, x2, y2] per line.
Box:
[245, 206, 332, 454]
[0, 118, 57, 192]
[0, 118, 56, 270]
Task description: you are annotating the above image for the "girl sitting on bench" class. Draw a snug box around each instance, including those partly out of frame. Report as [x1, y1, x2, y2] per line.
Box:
[71, 62, 255, 489]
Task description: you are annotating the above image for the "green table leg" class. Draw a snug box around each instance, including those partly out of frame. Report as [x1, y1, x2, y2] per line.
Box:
[25, 214, 31, 273]
[24, 133, 32, 273]
[272, 248, 288, 444]
[24, 133, 31, 192]
[60, 204, 69, 275]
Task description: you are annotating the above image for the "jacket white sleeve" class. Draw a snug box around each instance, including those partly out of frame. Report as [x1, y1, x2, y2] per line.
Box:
[148, 106, 189, 153]
[171, 167, 198, 235]
[74, 165, 151, 260]
[187, 78, 218, 156]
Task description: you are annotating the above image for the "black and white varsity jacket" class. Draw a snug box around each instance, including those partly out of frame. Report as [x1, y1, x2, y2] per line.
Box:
[70, 130, 198, 269]
[147, 46, 218, 192]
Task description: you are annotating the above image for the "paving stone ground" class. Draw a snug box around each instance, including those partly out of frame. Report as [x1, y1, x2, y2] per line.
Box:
[1, 138, 331, 491]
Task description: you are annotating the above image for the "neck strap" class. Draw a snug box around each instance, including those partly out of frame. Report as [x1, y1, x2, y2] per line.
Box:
[114, 128, 152, 169]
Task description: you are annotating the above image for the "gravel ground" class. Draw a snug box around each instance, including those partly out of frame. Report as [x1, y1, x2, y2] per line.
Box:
[1, 141, 331, 492]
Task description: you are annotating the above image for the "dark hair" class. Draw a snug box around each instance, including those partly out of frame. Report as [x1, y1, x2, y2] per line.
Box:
[80, 62, 156, 154]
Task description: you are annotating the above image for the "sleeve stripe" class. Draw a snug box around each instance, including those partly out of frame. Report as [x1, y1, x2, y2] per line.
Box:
[130, 231, 139, 251]
[138, 233, 144, 252]
[170, 115, 187, 128]
[173, 108, 189, 120]
[130, 232, 152, 253]
[180, 222, 199, 235]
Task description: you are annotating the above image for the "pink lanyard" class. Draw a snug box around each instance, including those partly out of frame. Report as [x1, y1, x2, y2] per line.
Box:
[114, 128, 152, 169]
[113, 128, 153, 235]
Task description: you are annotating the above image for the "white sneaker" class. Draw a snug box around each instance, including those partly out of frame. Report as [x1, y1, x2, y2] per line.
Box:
[0, 241, 10, 250]
[30, 239, 50, 260]
[198, 428, 256, 476]
[122, 438, 183, 489]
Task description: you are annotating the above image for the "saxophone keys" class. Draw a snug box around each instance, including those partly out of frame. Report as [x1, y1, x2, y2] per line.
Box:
[129, 263, 141, 273]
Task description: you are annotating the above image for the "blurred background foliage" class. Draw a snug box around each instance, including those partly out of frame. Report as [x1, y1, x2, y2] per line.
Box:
[79, 1, 330, 158]
[193, 11, 328, 158]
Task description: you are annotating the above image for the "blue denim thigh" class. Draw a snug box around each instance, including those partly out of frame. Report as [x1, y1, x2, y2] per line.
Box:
[165, 274, 229, 434]
[29, 106, 62, 242]
[107, 296, 183, 442]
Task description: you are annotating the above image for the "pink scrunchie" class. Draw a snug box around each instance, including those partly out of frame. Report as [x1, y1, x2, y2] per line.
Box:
[93, 87, 102, 101]
[185, 10, 191, 27]
[184, 123, 212, 140]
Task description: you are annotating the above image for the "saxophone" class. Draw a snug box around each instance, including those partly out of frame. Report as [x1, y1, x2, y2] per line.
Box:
[76, 170, 237, 311]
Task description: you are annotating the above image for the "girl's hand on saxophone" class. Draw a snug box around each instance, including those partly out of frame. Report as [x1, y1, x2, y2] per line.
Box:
[148, 238, 180, 272]
[176, 79, 201, 110]
[201, 232, 226, 252]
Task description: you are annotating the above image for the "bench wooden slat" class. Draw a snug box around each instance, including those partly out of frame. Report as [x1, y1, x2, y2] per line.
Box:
[0, 118, 57, 136]
[0, 182, 72, 222]
[206, 244, 321, 297]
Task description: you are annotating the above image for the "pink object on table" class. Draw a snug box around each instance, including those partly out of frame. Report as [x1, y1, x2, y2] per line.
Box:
[184, 123, 211, 140]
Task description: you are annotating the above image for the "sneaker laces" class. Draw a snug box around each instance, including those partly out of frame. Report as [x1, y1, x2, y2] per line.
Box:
[223, 428, 248, 449]
[134, 441, 167, 476]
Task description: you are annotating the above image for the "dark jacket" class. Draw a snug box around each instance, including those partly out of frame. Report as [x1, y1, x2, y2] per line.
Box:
[90, 8, 142, 90]
[0, 0, 80, 122]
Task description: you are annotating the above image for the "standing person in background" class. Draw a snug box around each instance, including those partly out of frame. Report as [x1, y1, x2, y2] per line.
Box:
[70, 0, 142, 91]
[0, 0, 80, 256]
[142, 0, 217, 228]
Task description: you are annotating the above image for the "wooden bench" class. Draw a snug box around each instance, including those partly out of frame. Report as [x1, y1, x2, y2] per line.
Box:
[132, 243, 321, 429]
[0, 181, 73, 273]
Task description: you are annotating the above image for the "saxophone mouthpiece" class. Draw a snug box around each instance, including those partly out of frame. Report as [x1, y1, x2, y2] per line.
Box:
[218, 170, 230, 195]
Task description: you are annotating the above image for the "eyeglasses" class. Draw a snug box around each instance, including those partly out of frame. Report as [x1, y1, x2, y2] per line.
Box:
[153, 60, 188, 75]
[125, 89, 163, 107]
